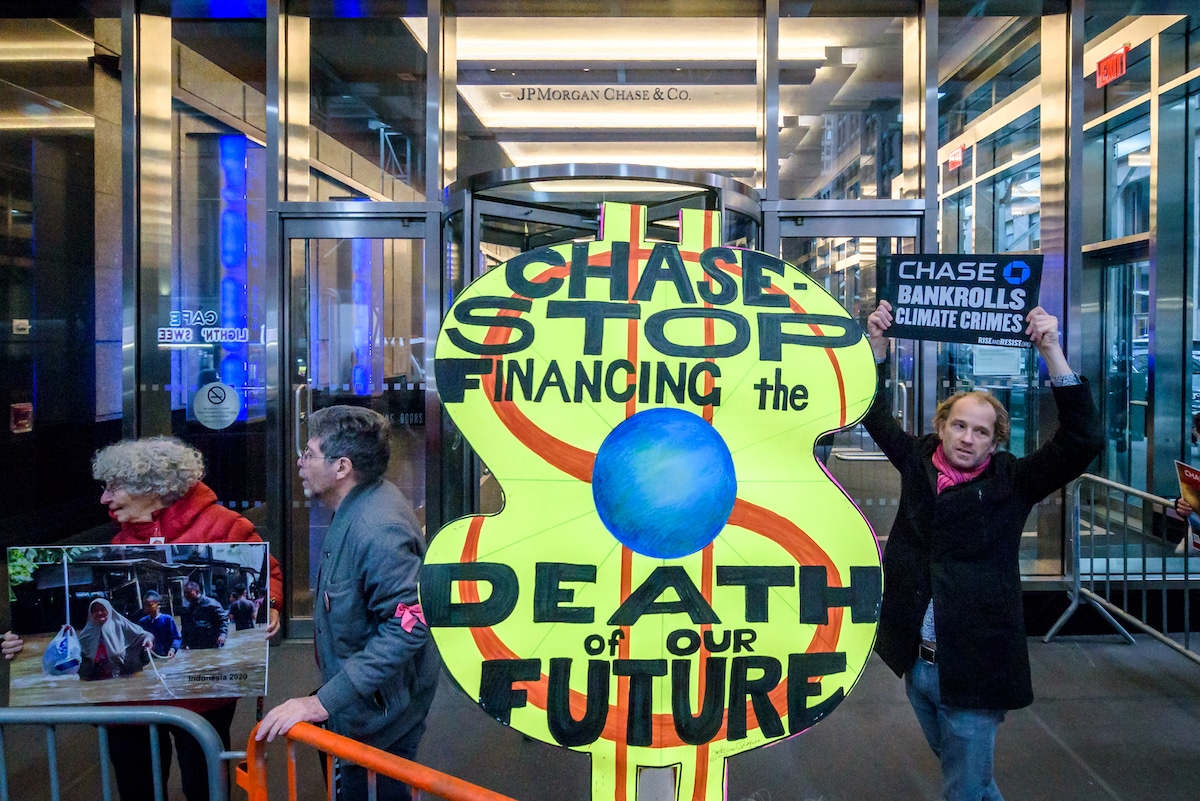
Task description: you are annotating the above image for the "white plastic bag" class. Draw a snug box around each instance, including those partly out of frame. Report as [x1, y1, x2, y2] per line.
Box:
[42, 624, 82, 676]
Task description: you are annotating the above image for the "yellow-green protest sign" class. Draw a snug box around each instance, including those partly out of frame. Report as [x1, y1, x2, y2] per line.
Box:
[425, 202, 881, 801]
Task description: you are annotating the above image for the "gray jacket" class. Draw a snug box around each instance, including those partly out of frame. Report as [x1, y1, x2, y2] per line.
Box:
[313, 479, 440, 749]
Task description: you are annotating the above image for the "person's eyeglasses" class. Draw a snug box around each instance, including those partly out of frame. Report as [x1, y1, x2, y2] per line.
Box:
[300, 447, 333, 463]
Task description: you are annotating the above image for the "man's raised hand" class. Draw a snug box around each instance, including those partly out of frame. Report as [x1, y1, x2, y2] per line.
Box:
[867, 300, 894, 362]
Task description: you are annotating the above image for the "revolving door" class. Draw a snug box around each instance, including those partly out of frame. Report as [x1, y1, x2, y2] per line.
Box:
[430, 164, 763, 531]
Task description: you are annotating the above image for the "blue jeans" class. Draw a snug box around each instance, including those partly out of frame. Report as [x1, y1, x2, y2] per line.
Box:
[905, 658, 1006, 801]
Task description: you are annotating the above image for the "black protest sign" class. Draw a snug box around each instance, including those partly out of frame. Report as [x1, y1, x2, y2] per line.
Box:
[879, 254, 1043, 347]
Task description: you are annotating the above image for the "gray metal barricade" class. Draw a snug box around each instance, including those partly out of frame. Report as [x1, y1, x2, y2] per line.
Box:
[1046, 473, 1199, 666]
[0, 705, 238, 801]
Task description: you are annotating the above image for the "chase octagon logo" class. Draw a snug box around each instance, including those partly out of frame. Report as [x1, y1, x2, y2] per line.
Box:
[424, 203, 883, 801]
[1003, 260, 1032, 285]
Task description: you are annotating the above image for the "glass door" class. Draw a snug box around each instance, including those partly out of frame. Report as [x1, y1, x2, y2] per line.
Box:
[443, 199, 605, 525]
[777, 214, 920, 543]
[281, 212, 430, 633]
[1101, 259, 1151, 490]
[438, 167, 763, 527]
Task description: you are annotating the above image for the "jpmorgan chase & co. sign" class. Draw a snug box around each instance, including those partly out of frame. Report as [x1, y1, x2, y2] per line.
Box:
[510, 86, 695, 102]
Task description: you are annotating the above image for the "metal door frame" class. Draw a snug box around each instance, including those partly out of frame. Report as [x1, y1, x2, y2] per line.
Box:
[446, 164, 763, 283]
[269, 202, 439, 638]
[1081, 237, 1154, 491]
[434, 165, 763, 524]
[771, 205, 927, 433]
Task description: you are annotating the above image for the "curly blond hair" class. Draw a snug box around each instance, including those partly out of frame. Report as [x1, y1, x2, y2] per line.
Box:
[92, 437, 205, 503]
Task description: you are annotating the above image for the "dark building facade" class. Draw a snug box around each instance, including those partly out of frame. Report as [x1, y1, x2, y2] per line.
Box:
[1, 1, 1199, 636]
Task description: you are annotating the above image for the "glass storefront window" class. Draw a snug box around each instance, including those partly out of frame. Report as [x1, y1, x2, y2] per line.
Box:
[175, 132, 269, 420]
[1189, 93, 1200, 449]
[440, 3, 917, 199]
[937, 9, 1045, 491]
[939, 15, 1039, 146]
[941, 190, 973, 254]
[1101, 260, 1151, 490]
[161, 19, 271, 521]
[975, 109, 1038, 176]
[0, 17, 122, 539]
[1160, 15, 1200, 86]
[174, 18, 267, 127]
[1084, 40, 1151, 123]
[995, 165, 1040, 252]
[312, 11, 428, 200]
[1082, 125, 1106, 246]
[1105, 116, 1150, 240]
[942, 144, 972, 192]
[447, 8, 759, 185]
[779, 6, 915, 200]
[976, 162, 1040, 253]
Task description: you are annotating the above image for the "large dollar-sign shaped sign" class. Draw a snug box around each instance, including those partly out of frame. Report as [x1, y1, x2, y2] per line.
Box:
[425, 203, 882, 801]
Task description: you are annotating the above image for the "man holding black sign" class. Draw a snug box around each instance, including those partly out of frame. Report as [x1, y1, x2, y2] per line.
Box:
[864, 300, 1101, 801]
[879, 254, 1044, 347]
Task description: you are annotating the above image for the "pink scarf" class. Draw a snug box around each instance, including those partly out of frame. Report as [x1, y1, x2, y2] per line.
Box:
[932, 444, 990, 494]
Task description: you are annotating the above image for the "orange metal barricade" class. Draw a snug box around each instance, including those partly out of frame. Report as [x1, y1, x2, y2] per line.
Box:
[236, 722, 519, 801]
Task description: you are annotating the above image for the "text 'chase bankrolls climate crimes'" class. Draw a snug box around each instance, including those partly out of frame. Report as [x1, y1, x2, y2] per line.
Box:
[878, 254, 1043, 347]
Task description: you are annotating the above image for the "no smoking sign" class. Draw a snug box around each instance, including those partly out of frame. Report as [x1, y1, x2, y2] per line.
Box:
[193, 382, 241, 430]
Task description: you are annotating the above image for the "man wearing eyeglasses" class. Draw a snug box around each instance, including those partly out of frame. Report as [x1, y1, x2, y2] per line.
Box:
[257, 405, 440, 801]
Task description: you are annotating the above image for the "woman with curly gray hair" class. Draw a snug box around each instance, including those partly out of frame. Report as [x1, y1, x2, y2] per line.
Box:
[3, 436, 283, 801]
[93, 437, 207, 523]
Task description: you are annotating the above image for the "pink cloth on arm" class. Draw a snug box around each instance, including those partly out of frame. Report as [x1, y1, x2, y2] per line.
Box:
[394, 602, 426, 633]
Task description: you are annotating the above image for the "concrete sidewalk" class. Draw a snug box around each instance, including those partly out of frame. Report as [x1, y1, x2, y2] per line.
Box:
[4, 632, 1197, 800]
[245, 633, 1199, 801]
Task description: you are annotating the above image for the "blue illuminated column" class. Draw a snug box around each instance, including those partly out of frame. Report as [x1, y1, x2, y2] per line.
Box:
[218, 134, 249, 419]
[351, 239, 373, 395]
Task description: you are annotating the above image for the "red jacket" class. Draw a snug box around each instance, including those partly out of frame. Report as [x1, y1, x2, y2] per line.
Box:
[111, 481, 284, 710]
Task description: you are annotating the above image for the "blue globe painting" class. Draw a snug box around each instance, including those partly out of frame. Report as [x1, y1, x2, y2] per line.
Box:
[591, 407, 738, 559]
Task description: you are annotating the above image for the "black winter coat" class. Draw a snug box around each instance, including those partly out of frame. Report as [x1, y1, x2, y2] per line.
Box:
[864, 366, 1102, 709]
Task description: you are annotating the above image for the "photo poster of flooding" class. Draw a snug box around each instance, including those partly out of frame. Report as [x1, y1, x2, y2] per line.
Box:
[7, 542, 270, 706]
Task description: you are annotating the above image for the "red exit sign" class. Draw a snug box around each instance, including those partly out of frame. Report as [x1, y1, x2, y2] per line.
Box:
[1096, 46, 1129, 89]
[948, 146, 964, 171]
